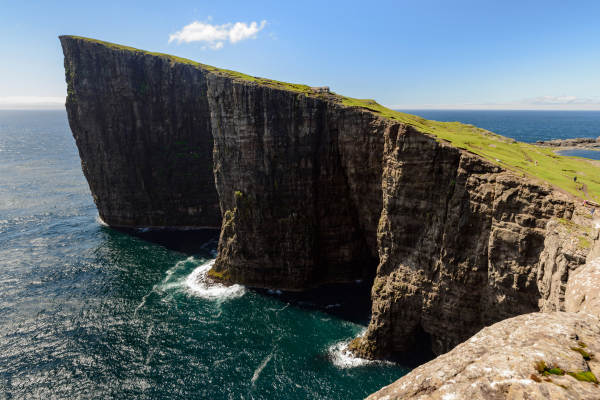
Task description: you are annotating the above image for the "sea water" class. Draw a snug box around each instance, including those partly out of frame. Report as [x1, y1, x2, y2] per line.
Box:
[2, 110, 599, 399]
[398, 110, 600, 143]
[0, 111, 406, 399]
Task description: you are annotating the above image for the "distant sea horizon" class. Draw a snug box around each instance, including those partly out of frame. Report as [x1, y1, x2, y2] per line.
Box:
[395, 109, 600, 144]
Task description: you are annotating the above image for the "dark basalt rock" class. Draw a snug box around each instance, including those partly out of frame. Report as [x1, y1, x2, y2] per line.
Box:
[60, 36, 220, 228]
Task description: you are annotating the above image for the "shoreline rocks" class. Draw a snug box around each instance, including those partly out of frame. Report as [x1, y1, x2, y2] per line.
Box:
[536, 137, 600, 150]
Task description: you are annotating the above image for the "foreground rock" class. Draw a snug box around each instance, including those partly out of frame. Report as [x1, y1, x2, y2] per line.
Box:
[366, 312, 600, 400]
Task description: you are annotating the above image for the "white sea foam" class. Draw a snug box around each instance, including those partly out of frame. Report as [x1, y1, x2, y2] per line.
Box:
[268, 289, 282, 295]
[95, 215, 109, 227]
[328, 339, 394, 369]
[185, 259, 246, 300]
[251, 353, 273, 385]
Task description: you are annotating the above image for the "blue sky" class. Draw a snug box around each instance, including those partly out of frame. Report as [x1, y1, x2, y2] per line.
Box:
[1, 0, 599, 109]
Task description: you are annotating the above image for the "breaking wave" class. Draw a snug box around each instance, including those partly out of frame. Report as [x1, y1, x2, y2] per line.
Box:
[328, 337, 394, 369]
[185, 259, 246, 300]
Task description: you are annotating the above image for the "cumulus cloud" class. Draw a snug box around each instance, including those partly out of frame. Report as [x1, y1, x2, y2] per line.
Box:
[169, 18, 267, 50]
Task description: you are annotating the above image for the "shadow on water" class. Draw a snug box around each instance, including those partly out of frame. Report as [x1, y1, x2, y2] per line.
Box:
[253, 278, 375, 325]
[113, 227, 220, 255]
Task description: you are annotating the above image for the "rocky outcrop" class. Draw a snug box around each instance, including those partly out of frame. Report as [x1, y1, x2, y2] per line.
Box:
[349, 128, 574, 357]
[366, 312, 600, 400]
[588, 223, 600, 262]
[536, 137, 600, 149]
[60, 36, 220, 228]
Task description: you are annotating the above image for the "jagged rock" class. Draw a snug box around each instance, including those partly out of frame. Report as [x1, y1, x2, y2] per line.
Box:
[366, 312, 600, 400]
[566, 257, 600, 316]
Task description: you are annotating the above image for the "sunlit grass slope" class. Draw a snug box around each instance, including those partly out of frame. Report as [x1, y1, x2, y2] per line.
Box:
[67, 36, 600, 200]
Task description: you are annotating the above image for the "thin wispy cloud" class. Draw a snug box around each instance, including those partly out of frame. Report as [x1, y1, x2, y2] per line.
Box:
[520, 95, 596, 105]
[169, 17, 267, 50]
[390, 95, 600, 110]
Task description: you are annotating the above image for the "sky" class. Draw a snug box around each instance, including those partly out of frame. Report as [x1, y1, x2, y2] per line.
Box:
[1, 0, 599, 110]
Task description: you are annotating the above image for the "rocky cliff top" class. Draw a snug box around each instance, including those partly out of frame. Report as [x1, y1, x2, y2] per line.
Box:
[61, 36, 600, 201]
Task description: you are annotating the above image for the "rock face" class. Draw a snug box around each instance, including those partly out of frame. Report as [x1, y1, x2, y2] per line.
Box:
[566, 257, 600, 316]
[60, 36, 220, 227]
[349, 128, 574, 357]
[207, 74, 387, 289]
[366, 312, 600, 400]
[62, 36, 590, 362]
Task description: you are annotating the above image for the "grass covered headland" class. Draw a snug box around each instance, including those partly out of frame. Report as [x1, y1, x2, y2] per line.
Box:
[67, 36, 600, 201]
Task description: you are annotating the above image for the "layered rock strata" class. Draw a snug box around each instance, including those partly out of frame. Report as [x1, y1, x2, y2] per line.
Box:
[207, 74, 387, 289]
[349, 127, 577, 357]
[60, 36, 220, 227]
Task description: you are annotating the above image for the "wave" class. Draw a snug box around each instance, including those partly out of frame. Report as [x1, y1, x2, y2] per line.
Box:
[185, 259, 246, 300]
[95, 215, 109, 227]
[327, 339, 394, 369]
[251, 353, 273, 385]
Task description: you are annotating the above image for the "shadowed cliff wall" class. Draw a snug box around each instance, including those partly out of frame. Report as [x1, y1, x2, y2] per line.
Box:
[60, 36, 220, 228]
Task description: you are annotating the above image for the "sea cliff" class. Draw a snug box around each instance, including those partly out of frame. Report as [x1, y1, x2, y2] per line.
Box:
[60, 36, 600, 381]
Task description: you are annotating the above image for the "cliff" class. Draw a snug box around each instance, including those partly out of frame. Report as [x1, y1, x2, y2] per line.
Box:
[60, 36, 220, 228]
[60, 36, 600, 363]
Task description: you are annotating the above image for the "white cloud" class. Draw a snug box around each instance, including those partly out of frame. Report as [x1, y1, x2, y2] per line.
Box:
[169, 18, 267, 49]
[521, 95, 591, 104]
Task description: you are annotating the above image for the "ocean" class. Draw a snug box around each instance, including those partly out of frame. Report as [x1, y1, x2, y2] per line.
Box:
[1, 109, 599, 399]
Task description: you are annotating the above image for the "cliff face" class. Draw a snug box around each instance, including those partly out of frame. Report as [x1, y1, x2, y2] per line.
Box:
[60, 36, 220, 227]
[206, 74, 387, 289]
[349, 127, 574, 357]
[61, 36, 590, 362]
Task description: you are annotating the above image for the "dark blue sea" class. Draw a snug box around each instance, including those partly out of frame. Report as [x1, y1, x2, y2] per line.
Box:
[399, 110, 600, 140]
[1, 109, 599, 399]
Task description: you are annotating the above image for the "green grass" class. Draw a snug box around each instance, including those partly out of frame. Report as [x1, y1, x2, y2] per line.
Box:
[66, 35, 600, 199]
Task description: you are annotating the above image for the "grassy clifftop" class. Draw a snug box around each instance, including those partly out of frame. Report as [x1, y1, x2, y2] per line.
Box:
[64, 35, 600, 201]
